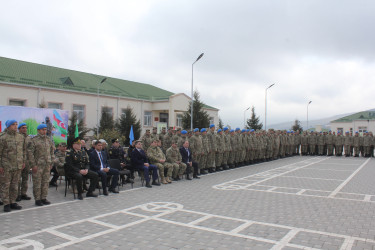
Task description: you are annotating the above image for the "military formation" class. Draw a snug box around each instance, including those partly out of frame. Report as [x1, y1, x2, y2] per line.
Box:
[2, 118, 375, 212]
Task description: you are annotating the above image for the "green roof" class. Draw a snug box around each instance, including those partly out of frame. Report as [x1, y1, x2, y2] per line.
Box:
[331, 110, 375, 123]
[0, 56, 174, 101]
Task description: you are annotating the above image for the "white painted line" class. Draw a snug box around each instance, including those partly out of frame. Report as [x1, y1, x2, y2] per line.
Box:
[267, 187, 278, 191]
[280, 175, 346, 181]
[364, 195, 372, 201]
[340, 237, 355, 250]
[271, 228, 300, 250]
[187, 215, 212, 225]
[303, 168, 354, 172]
[87, 219, 120, 229]
[296, 189, 306, 195]
[230, 221, 254, 234]
[45, 229, 79, 241]
[329, 158, 371, 198]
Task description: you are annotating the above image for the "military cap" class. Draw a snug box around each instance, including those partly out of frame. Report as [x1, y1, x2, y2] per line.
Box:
[235, 128, 240, 131]
[230, 129, 235, 133]
[194, 128, 199, 132]
[18, 122, 27, 129]
[209, 124, 215, 128]
[6, 120, 17, 128]
[181, 130, 187, 135]
[223, 127, 229, 131]
[153, 127, 157, 130]
[72, 137, 81, 144]
[250, 129, 255, 132]
[200, 128, 206, 132]
[58, 142, 67, 147]
[217, 129, 222, 133]
[241, 129, 246, 133]
[37, 124, 47, 130]
[146, 129, 150, 132]
[355, 131, 359, 134]
[112, 138, 119, 143]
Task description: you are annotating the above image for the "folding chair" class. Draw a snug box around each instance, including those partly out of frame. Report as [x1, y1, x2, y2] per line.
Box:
[109, 159, 133, 189]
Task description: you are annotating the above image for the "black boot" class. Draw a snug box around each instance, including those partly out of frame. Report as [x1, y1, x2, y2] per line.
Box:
[4, 204, 11, 212]
[35, 200, 43, 206]
[145, 182, 152, 188]
[21, 194, 31, 200]
[10, 203, 22, 210]
[41, 199, 51, 205]
[16, 195, 22, 202]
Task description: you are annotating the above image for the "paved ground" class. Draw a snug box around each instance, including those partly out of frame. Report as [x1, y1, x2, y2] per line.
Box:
[1, 156, 375, 249]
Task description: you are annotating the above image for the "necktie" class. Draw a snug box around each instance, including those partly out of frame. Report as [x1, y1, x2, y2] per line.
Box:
[99, 152, 104, 167]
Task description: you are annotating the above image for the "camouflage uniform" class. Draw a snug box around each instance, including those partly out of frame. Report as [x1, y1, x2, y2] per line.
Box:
[215, 132, 224, 169]
[207, 129, 216, 170]
[163, 132, 174, 153]
[28, 134, 55, 201]
[166, 146, 186, 179]
[325, 132, 335, 156]
[363, 133, 372, 157]
[228, 132, 237, 167]
[141, 134, 153, 153]
[189, 133, 203, 164]
[19, 133, 32, 197]
[300, 133, 309, 155]
[353, 134, 360, 157]
[317, 133, 325, 155]
[200, 133, 210, 172]
[0, 130, 25, 206]
[308, 133, 317, 155]
[147, 145, 173, 183]
[334, 134, 344, 156]
[344, 133, 352, 156]
[222, 130, 231, 168]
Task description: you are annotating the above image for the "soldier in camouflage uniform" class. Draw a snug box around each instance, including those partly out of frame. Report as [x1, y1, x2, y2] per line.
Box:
[151, 127, 159, 141]
[166, 140, 187, 181]
[28, 124, 55, 206]
[178, 130, 188, 148]
[300, 132, 308, 155]
[326, 131, 334, 156]
[49, 142, 67, 187]
[335, 132, 344, 156]
[363, 132, 371, 157]
[207, 125, 217, 172]
[189, 128, 203, 171]
[308, 132, 317, 155]
[172, 128, 181, 143]
[147, 139, 173, 184]
[228, 129, 237, 167]
[215, 129, 224, 171]
[159, 127, 167, 147]
[344, 132, 352, 157]
[0, 120, 25, 212]
[222, 127, 231, 169]
[353, 132, 360, 157]
[163, 127, 174, 153]
[200, 128, 210, 174]
[141, 129, 153, 152]
[240, 129, 247, 164]
[17, 123, 32, 201]
[317, 132, 325, 156]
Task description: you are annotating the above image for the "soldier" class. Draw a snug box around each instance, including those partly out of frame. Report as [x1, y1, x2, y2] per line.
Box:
[16, 123, 32, 201]
[166, 140, 187, 181]
[151, 127, 159, 141]
[28, 124, 55, 206]
[65, 137, 98, 200]
[344, 131, 352, 157]
[335, 131, 344, 156]
[189, 128, 203, 172]
[200, 128, 210, 173]
[49, 142, 67, 187]
[317, 132, 325, 156]
[162, 127, 174, 153]
[159, 127, 167, 147]
[0, 120, 25, 212]
[353, 132, 360, 157]
[326, 131, 334, 156]
[363, 132, 371, 157]
[207, 124, 217, 172]
[141, 129, 153, 152]
[147, 139, 173, 184]
[108, 138, 134, 184]
[228, 129, 236, 167]
[300, 132, 308, 155]
[215, 129, 224, 171]
[221, 127, 231, 169]
[178, 130, 188, 148]
[308, 132, 317, 155]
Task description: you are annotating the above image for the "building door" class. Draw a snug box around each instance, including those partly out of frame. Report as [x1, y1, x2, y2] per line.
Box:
[160, 113, 169, 126]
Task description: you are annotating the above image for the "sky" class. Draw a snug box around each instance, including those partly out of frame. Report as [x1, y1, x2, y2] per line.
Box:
[1, 0, 375, 129]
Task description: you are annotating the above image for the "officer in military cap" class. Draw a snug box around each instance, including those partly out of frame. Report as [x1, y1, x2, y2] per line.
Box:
[65, 137, 98, 200]
[108, 138, 134, 184]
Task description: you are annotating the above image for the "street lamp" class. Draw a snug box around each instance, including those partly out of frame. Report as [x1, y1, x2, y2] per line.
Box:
[307, 100, 312, 130]
[97, 77, 107, 137]
[191, 53, 204, 130]
[265, 83, 275, 130]
[244, 107, 250, 127]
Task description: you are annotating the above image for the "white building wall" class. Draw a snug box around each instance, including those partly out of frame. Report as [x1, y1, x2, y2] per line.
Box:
[330, 120, 375, 134]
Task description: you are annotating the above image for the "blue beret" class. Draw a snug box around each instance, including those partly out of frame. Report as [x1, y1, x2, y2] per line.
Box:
[37, 124, 47, 130]
[181, 130, 187, 135]
[230, 129, 235, 133]
[200, 128, 206, 132]
[194, 128, 199, 132]
[223, 127, 228, 131]
[345, 131, 349, 133]
[217, 129, 222, 133]
[251, 129, 254, 132]
[329, 130, 331, 132]
[246, 129, 250, 132]
[355, 131, 359, 134]
[18, 123, 27, 129]
[6, 120, 17, 128]
[241, 129, 246, 133]
[235, 128, 240, 131]
[209, 124, 215, 128]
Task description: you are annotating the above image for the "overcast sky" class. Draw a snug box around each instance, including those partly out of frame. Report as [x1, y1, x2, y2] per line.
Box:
[1, 0, 374, 129]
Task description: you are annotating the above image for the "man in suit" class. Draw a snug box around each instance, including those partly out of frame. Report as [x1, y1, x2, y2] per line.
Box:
[180, 140, 200, 179]
[131, 140, 160, 188]
[89, 141, 120, 195]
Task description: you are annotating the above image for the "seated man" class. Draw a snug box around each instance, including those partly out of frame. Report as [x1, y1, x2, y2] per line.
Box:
[108, 138, 134, 184]
[131, 140, 160, 188]
[166, 140, 188, 181]
[147, 139, 173, 184]
[89, 141, 120, 195]
[65, 138, 98, 200]
[50, 142, 67, 187]
[180, 140, 200, 179]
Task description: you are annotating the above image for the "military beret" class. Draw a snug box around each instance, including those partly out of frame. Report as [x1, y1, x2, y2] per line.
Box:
[181, 130, 187, 135]
[230, 129, 235, 133]
[200, 128, 206, 132]
[6, 120, 17, 128]
[112, 138, 119, 143]
[251, 129, 254, 132]
[37, 124, 47, 130]
[18, 122, 27, 129]
[209, 124, 215, 128]
[235, 128, 240, 131]
[72, 137, 81, 144]
[355, 131, 359, 133]
[223, 127, 228, 131]
[194, 128, 199, 132]
[217, 129, 222, 133]
[241, 129, 245, 133]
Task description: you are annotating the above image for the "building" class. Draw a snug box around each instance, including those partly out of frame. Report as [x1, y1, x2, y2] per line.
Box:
[330, 109, 375, 134]
[0, 57, 219, 134]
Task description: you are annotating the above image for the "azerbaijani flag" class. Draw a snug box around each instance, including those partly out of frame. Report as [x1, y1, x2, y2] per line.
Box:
[53, 110, 67, 138]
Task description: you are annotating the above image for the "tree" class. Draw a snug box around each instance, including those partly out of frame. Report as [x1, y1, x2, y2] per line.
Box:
[67, 112, 90, 148]
[246, 106, 263, 130]
[291, 119, 303, 132]
[182, 91, 210, 129]
[99, 110, 114, 134]
[116, 106, 142, 146]
[218, 117, 224, 129]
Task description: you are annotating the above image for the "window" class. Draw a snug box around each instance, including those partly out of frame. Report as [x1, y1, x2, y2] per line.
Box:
[48, 102, 62, 109]
[358, 126, 367, 133]
[144, 111, 152, 126]
[9, 99, 25, 106]
[73, 105, 85, 123]
[209, 116, 214, 125]
[160, 113, 168, 123]
[176, 114, 182, 128]
[102, 107, 113, 118]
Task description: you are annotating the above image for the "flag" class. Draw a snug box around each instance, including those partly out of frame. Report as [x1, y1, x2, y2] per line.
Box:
[129, 125, 134, 145]
[75, 122, 79, 138]
[52, 110, 67, 138]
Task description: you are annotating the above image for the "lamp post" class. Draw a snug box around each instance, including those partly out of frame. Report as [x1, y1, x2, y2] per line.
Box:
[191, 53, 204, 130]
[307, 100, 312, 130]
[244, 107, 250, 127]
[97, 77, 107, 137]
[265, 83, 275, 130]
